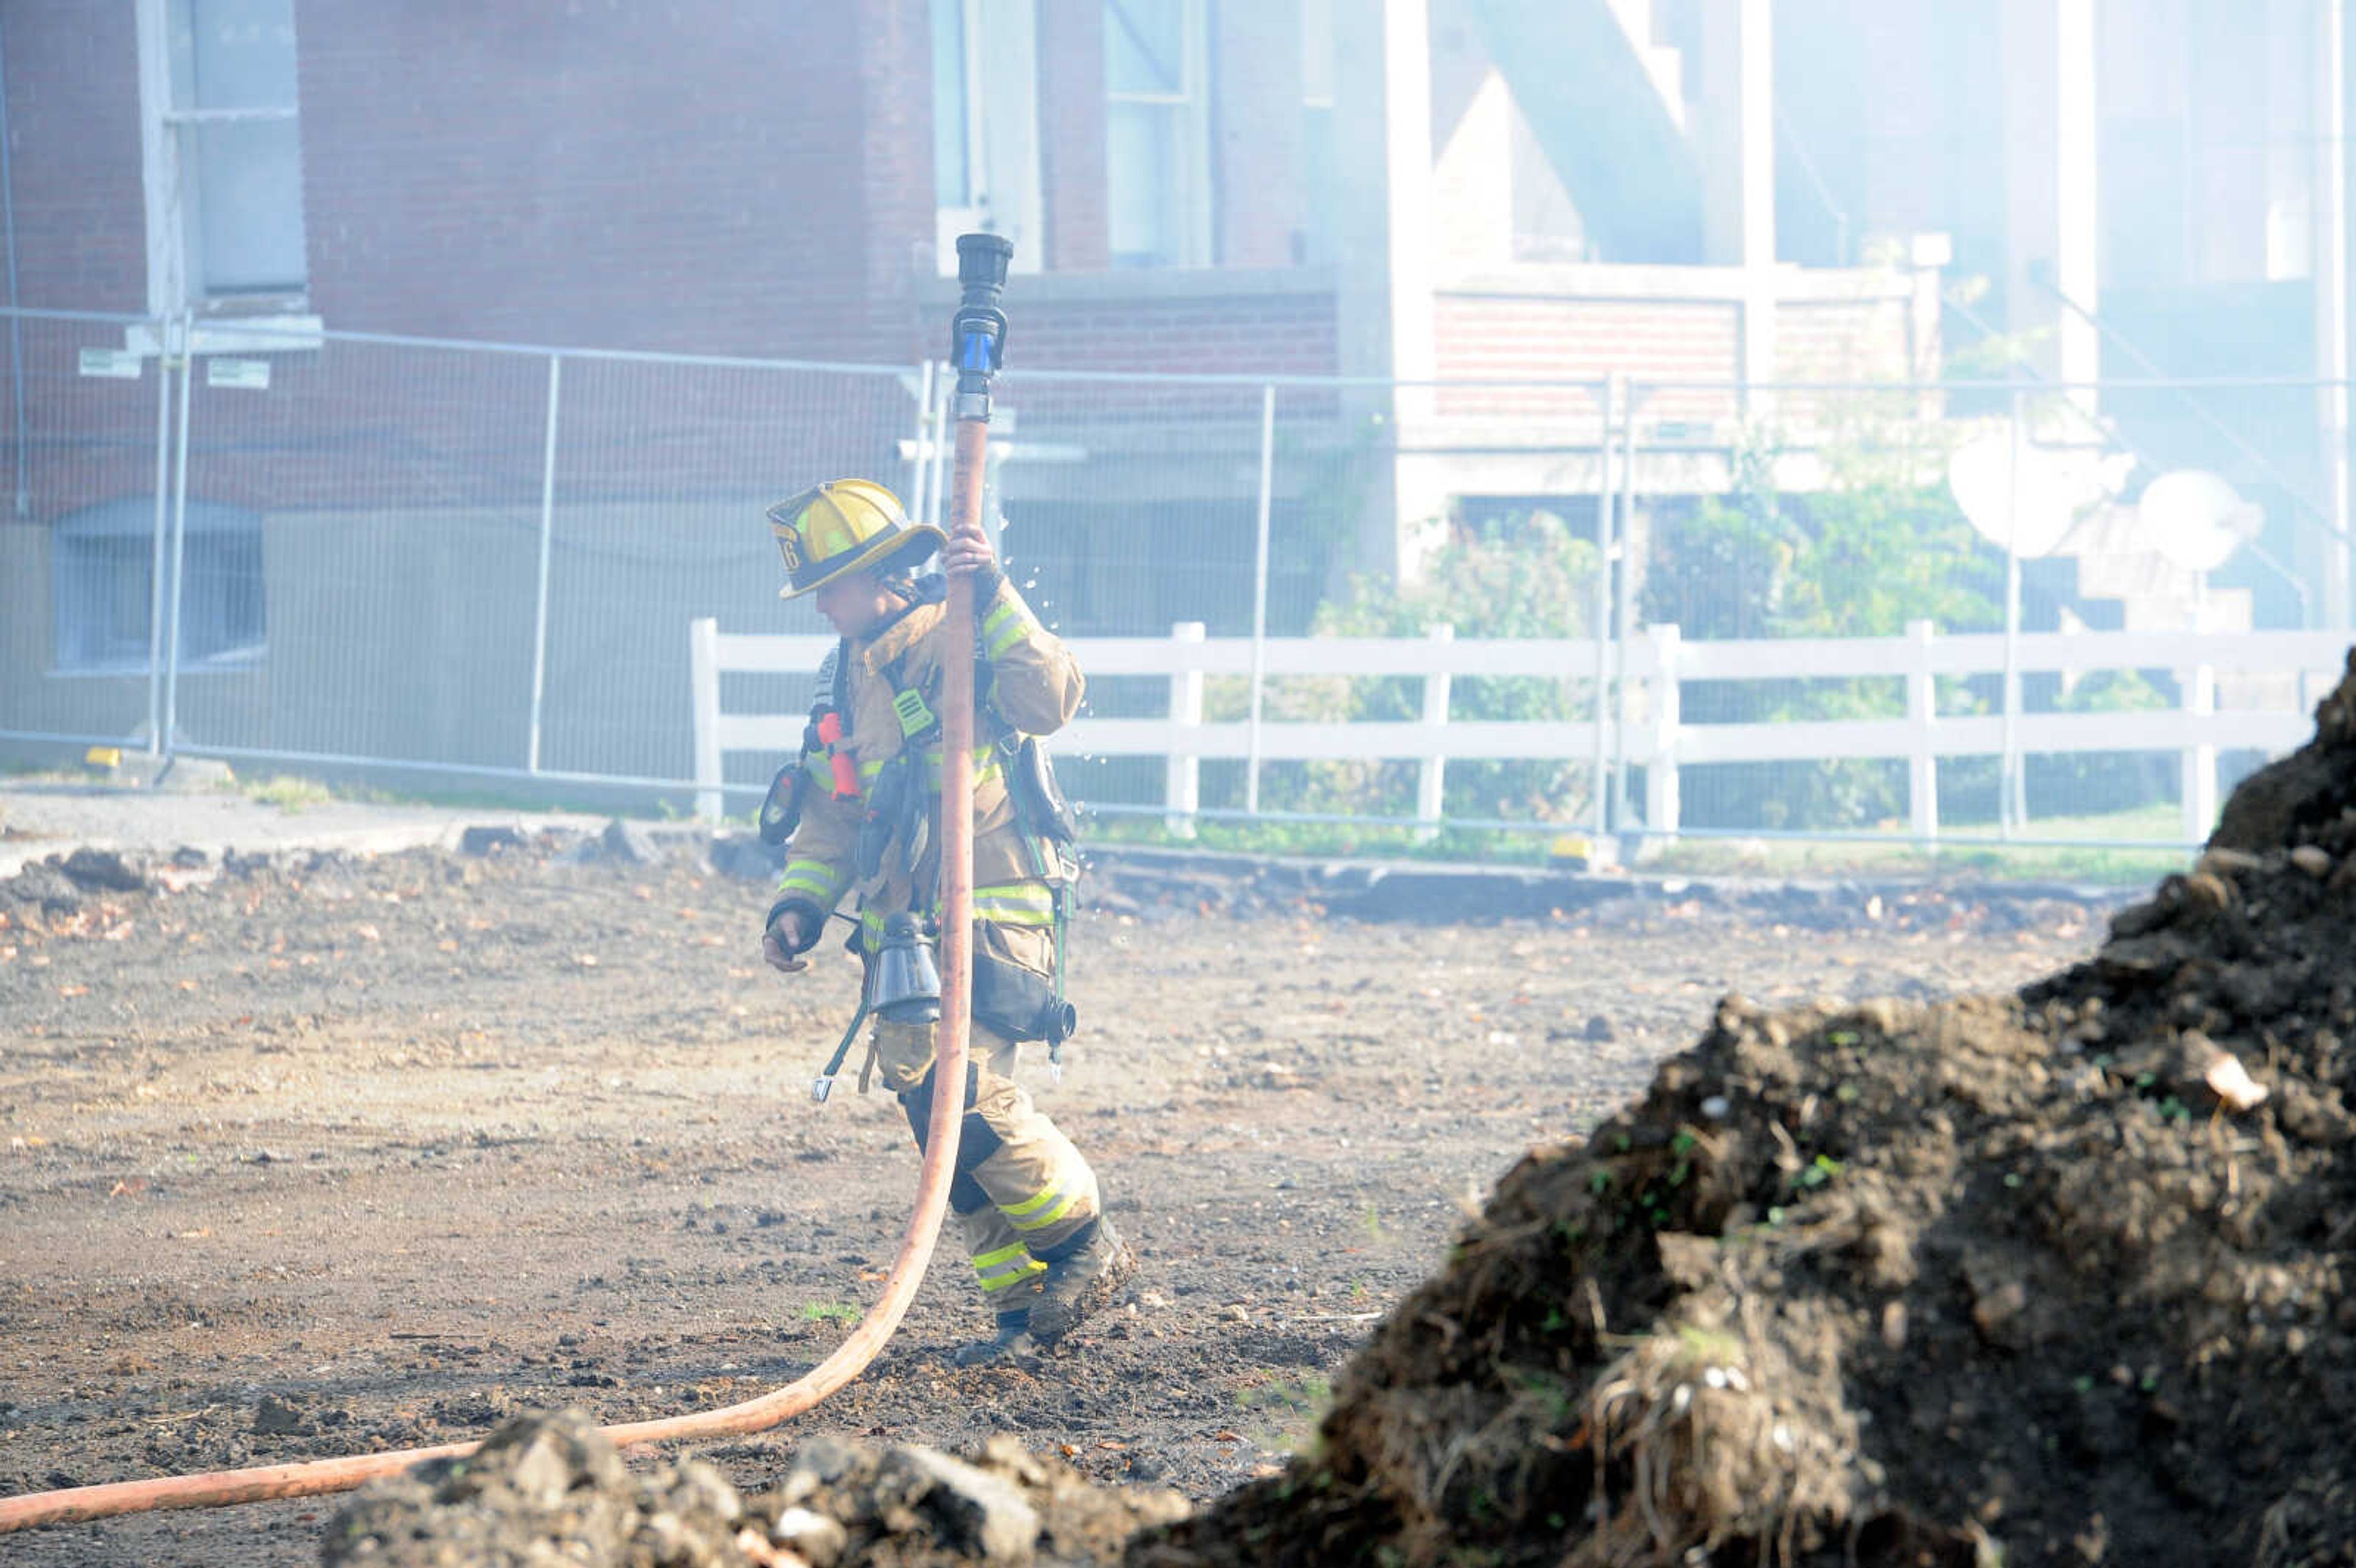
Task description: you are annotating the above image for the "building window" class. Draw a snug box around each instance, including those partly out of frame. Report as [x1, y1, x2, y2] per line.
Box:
[137, 0, 309, 315]
[53, 500, 266, 672]
[1105, 0, 1212, 267]
[930, 0, 1042, 274]
[934, 0, 978, 210]
[1299, 0, 1336, 265]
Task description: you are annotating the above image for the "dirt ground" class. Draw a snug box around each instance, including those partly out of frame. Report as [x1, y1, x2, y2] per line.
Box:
[0, 799, 2111, 1566]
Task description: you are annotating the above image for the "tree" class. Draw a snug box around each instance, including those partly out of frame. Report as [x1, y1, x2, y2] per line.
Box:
[1644, 417, 2003, 830]
[1223, 509, 1604, 824]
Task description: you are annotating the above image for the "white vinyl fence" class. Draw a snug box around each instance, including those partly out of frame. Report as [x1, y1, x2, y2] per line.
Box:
[691, 617, 2352, 848]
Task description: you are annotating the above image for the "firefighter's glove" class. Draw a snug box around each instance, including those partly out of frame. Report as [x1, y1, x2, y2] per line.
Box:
[762, 901, 818, 974]
[941, 529, 1000, 595]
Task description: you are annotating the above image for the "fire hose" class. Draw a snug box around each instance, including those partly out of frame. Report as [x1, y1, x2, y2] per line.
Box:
[0, 233, 1017, 1539]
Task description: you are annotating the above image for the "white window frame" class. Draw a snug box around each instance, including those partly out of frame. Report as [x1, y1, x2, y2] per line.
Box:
[1104, 0, 1214, 269]
[133, 0, 320, 348]
[932, 0, 1044, 275]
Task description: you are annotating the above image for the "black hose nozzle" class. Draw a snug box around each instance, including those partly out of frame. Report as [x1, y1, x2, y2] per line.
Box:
[951, 233, 1013, 408]
[957, 231, 1013, 294]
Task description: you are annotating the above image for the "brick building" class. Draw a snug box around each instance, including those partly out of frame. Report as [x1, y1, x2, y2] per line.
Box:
[1, 0, 2344, 781]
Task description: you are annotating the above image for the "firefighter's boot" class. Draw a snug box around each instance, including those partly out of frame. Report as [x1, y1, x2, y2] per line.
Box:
[952, 1309, 1039, 1368]
[1026, 1216, 1135, 1344]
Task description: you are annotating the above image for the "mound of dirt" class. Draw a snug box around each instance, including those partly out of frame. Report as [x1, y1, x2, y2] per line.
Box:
[323, 1409, 1188, 1567]
[325, 1411, 756, 1567]
[1134, 650, 2356, 1567]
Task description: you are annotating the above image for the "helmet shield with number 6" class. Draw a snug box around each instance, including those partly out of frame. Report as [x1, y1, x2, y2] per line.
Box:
[767, 478, 947, 600]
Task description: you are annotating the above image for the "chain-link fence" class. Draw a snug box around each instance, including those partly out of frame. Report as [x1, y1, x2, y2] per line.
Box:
[4, 306, 2349, 852]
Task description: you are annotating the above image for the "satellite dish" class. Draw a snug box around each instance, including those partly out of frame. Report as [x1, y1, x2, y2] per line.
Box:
[1947, 432, 2117, 558]
[2138, 469, 2260, 573]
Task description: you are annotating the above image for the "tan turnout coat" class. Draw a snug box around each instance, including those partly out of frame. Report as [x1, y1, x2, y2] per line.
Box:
[771, 577, 1082, 983]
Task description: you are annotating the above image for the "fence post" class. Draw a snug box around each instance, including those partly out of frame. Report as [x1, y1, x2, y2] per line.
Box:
[1906, 618, 1939, 842]
[2180, 647, 2217, 845]
[526, 353, 563, 774]
[1246, 382, 1275, 814]
[144, 317, 177, 754]
[1590, 376, 1619, 835]
[691, 617, 723, 824]
[1643, 623, 1681, 841]
[160, 312, 194, 758]
[928, 370, 952, 529]
[1166, 621, 1205, 837]
[1415, 623, 1453, 837]
[1611, 370, 1638, 831]
[6, 302, 26, 520]
[906, 359, 936, 527]
[1998, 387, 2026, 835]
[2323, 0, 2354, 629]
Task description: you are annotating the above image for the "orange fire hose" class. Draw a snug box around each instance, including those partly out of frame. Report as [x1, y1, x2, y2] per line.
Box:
[0, 240, 1014, 1541]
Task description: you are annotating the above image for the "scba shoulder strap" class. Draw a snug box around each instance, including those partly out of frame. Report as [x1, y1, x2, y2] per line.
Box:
[758, 639, 855, 846]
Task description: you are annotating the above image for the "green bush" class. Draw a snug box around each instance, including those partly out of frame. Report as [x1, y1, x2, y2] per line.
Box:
[1205, 510, 1601, 824]
[1648, 426, 2005, 830]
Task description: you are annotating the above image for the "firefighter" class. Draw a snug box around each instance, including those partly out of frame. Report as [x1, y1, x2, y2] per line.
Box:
[758, 478, 1131, 1365]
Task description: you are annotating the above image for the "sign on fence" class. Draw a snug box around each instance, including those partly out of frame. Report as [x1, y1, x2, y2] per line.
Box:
[78, 347, 144, 380]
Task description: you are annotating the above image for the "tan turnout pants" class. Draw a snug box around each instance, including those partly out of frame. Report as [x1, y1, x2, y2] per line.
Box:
[869, 1015, 1102, 1311]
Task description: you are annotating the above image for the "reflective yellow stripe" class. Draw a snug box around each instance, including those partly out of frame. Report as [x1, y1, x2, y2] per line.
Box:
[973, 882, 1054, 926]
[1007, 1186, 1080, 1232]
[778, 864, 844, 902]
[1001, 1180, 1064, 1219]
[859, 755, 886, 781]
[1002, 1166, 1085, 1232]
[982, 599, 1031, 661]
[973, 1242, 1046, 1292]
[985, 613, 1033, 661]
[919, 744, 999, 773]
[977, 1257, 1047, 1292]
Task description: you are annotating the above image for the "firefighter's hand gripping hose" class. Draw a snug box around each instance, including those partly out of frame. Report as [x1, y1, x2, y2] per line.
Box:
[0, 233, 1018, 1542]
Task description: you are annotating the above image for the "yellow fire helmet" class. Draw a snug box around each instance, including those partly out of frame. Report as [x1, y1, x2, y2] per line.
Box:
[766, 478, 947, 600]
